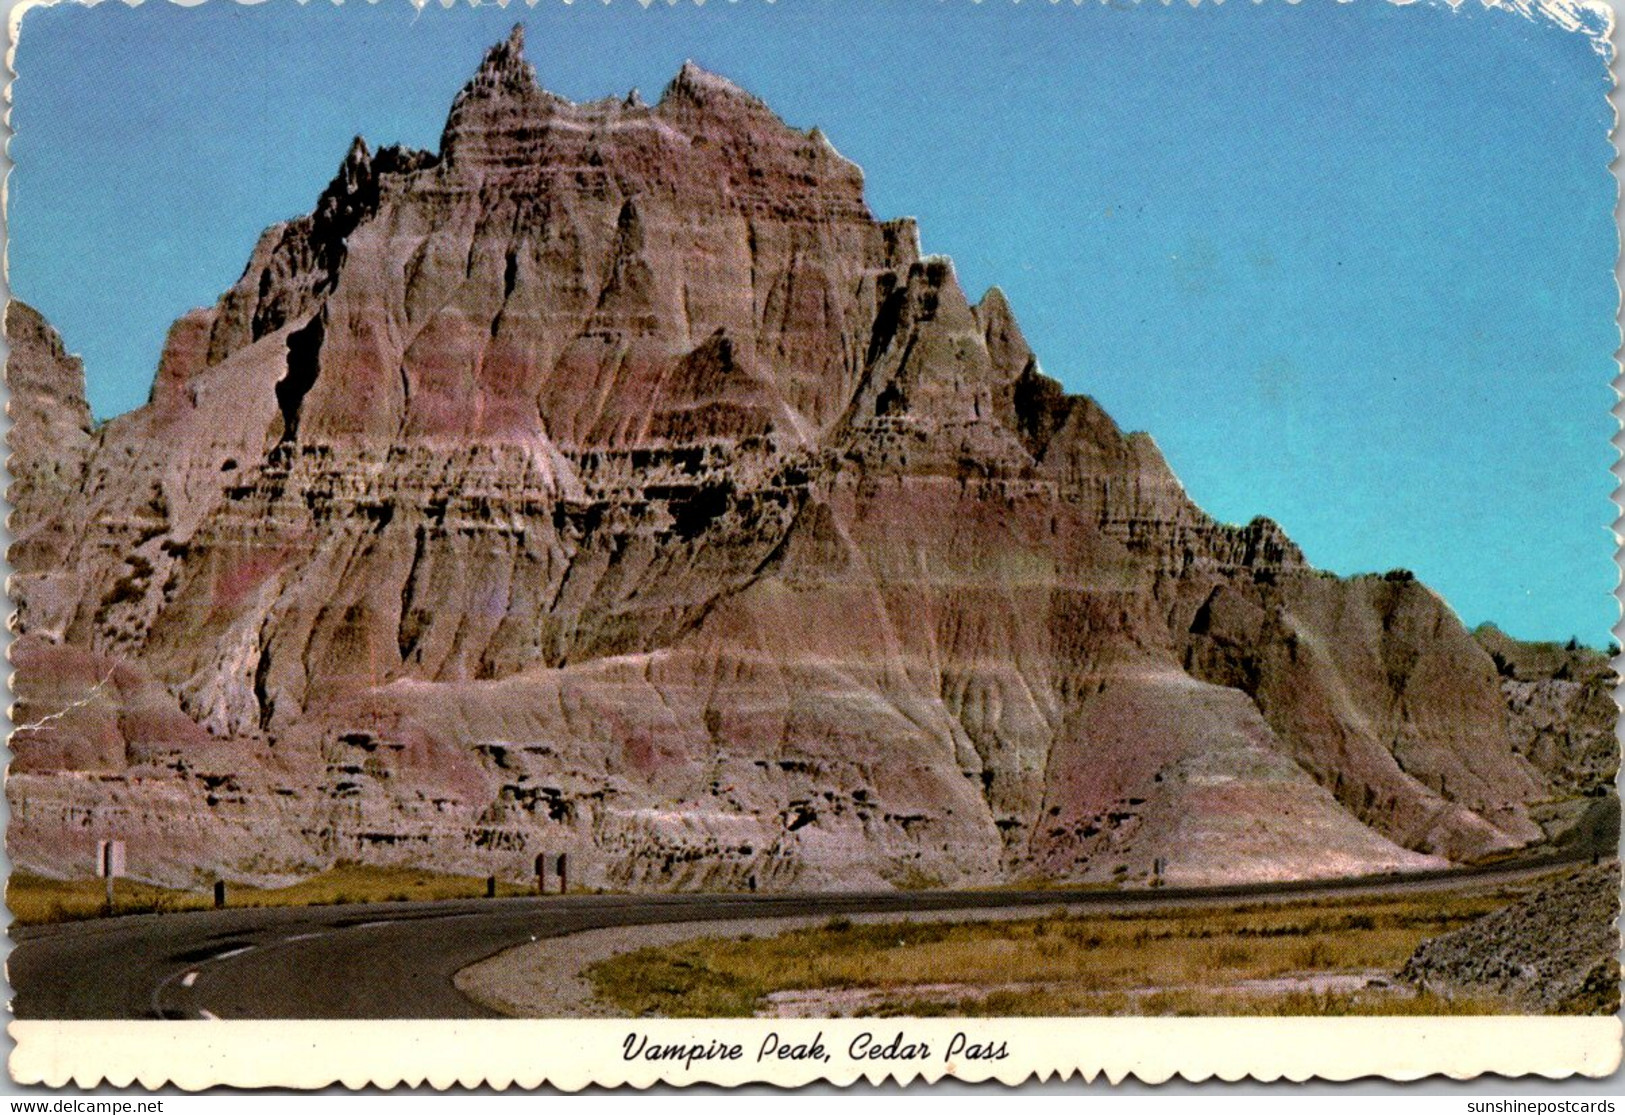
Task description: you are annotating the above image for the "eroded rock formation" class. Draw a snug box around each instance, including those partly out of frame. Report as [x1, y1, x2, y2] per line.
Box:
[7, 29, 1613, 891]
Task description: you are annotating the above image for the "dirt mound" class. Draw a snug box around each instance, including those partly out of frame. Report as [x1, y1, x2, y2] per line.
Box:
[1398, 865, 1621, 1014]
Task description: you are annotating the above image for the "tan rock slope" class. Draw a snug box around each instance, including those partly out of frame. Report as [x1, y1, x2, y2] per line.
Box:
[7, 29, 1612, 891]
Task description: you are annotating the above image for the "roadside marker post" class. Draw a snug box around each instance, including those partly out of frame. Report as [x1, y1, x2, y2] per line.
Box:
[95, 839, 125, 912]
[214, 880, 226, 909]
[557, 852, 568, 895]
[534, 852, 548, 895]
[486, 874, 497, 899]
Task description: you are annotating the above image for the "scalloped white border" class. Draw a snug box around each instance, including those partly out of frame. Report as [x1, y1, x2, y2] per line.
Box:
[7, 1018, 1623, 1089]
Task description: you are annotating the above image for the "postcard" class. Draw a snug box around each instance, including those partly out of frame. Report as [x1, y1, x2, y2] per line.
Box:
[5, 0, 1620, 1089]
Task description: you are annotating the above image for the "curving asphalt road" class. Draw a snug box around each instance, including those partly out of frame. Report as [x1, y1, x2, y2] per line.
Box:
[7, 853, 1599, 1020]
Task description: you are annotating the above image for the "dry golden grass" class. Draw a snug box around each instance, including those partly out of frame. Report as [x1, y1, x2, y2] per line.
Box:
[8, 864, 536, 926]
[8, 873, 213, 925]
[587, 886, 1534, 1018]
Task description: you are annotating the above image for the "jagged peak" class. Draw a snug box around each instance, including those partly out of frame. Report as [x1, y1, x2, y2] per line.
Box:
[1236, 514, 1307, 567]
[977, 285, 1012, 318]
[661, 60, 761, 108]
[439, 27, 554, 160]
[462, 22, 540, 100]
[625, 87, 646, 110]
[974, 285, 1033, 382]
[975, 285, 1027, 340]
[806, 124, 855, 167]
[5, 299, 92, 433]
[6, 300, 63, 358]
[487, 24, 530, 76]
[336, 136, 374, 188]
[676, 59, 732, 89]
[317, 136, 378, 214]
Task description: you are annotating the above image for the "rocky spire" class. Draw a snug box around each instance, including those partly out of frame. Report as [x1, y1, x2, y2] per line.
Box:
[6, 301, 94, 558]
[474, 24, 535, 95]
[659, 60, 764, 113]
[439, 23, 551, 162]
[5, 301, 92, 443]
[317, 136, 374, 215]
[974, 286, 1035, 383]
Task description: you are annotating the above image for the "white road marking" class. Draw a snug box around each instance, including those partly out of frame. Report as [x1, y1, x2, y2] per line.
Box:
[214, 946, 253, 960]
[198, 1009, 220, 1021]
[180, 970, 199, 988]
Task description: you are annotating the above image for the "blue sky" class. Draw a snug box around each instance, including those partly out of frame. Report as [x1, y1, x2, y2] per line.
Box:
[8, 0, 1617, 645]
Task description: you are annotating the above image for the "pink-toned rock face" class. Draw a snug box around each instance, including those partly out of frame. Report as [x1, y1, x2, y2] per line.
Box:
[5, 30, 1607, 890]
[7, 301, 95, 641]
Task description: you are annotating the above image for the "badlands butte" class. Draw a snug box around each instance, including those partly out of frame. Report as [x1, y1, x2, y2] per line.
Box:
[6, 29, 1618, 894]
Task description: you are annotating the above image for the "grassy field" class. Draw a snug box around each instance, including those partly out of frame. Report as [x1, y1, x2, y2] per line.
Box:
[586, 885, 1535, 1017]
[7, 864, 538, 926]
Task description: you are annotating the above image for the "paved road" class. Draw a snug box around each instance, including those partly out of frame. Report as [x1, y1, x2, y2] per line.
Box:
[8, 854, 1597, 1019]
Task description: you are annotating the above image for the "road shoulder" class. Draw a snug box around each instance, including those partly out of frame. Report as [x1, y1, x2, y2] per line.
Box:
[455, 904, 1079, 1017]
